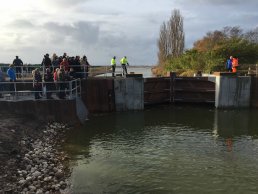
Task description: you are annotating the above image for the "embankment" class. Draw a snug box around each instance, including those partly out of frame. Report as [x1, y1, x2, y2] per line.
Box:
[0, 113, 71, 193]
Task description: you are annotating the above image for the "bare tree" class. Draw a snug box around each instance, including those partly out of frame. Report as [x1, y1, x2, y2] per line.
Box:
[158, 22, 169, 65]
[223, 26, 243, 39]
[245, 27, 258, 43]
[157, 9, 185, 65]
[168, 9, 184, 58]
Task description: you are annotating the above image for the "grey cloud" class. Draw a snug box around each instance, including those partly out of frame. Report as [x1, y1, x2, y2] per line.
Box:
[94, 32, 157, 65]
[43, 21, 99, 45]
[8, 19, 34, 29]
[45, 0, 89, 7]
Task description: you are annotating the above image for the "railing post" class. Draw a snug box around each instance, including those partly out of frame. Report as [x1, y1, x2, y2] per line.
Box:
[14, 81, 17, 100]
[69, 80, 72, 99]
[83, 65, 86, 79]
[42, 81, 45, 97]
[79, 79, 81, 97]
[21, 67, 24, 81]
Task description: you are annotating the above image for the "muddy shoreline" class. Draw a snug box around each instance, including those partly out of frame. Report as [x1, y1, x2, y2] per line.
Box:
[0, 113, 71, 193]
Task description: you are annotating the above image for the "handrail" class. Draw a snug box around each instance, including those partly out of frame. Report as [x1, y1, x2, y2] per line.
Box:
[0, 79, 81, 100]
[0, 64, 125, 79]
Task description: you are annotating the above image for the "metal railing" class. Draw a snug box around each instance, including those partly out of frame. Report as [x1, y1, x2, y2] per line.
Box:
[0, 64, 128, 80]
[0, 79, 81, 101]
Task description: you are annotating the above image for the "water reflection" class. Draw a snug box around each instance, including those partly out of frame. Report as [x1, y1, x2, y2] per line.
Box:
[213, 109, 258, 138]
[65, 106, 258, 194]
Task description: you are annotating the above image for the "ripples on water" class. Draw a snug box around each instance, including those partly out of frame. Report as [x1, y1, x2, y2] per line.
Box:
[65, 106, 258, 194]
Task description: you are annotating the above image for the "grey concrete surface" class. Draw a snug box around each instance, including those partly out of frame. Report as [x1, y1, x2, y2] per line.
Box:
[215, 76, 251, 108]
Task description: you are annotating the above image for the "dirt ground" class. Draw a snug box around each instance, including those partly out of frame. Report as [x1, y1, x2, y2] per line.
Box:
[0, 112, 45, 192]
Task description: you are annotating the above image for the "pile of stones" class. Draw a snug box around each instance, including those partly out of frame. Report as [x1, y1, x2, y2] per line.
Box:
[15, 122, 71, 193]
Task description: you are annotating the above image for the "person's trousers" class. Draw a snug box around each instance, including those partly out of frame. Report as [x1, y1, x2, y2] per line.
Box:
[122, 64, 127, 75]
[112, 66, 116, 77]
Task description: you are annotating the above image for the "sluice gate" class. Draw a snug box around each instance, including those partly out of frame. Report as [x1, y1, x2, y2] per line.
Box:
[144, 76, 216, 105]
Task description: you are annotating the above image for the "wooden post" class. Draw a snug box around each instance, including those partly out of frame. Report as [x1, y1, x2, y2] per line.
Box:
[256, 64, 258, 77]
[170, 72, 176, 103]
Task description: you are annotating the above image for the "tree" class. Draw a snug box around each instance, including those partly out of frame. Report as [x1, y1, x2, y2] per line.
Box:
[157, 9, 185, 65]
[168, 9, 185, 58]
[245, 27, 258, 43]
[158, 22, 169, 66]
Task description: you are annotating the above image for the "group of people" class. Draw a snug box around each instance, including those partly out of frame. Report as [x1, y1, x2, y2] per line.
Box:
[110, 56, 130, 77]
[226, 56, 239, 73]
[32, 65, 77, 100]
[8, 53, 91, 80]
[3, 53, 91, 99]
[41, 53, 91, 79]
[33, 52, 91, 100]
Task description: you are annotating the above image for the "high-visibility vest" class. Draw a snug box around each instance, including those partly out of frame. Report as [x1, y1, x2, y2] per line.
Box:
[111, 58, 116, 66]
[232, 58, 239, 67]
[120, 57, 127, 64]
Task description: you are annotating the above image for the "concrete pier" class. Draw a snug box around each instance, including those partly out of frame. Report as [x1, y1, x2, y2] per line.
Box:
[215, 75, 251, 108]
[114, 77, 144, 111]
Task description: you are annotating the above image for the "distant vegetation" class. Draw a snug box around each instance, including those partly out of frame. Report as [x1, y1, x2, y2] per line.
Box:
[155, 10, 258, 76]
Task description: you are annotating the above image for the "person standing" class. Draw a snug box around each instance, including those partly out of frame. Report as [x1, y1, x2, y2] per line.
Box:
[232, 57, 239, 73]
[44, 68, 54, 99]
[41, 54, 52, 72]
[60, 57, 69, 72]
[13, 56, 23, 78]
[120, 56, 129, 76]
[32, 68, 42, 99]
[80, 55, 91, 78]
[111, 56, 116, 77]
[57, 67, 66, 99]
[226, 56, 233, 72]
[7, 64, 16, 95]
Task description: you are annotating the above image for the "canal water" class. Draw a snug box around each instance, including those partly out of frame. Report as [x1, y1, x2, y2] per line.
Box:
[65, 105, 258, 194]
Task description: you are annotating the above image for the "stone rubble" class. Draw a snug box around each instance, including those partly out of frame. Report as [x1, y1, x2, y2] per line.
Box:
[8, 122, 71, 193]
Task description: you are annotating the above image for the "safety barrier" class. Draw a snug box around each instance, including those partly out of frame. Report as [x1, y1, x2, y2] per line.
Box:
[0, 79, 81, 101]
[0, 65, 125, 80]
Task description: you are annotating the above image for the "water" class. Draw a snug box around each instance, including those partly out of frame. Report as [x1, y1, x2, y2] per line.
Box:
[65, 106, 258, 194]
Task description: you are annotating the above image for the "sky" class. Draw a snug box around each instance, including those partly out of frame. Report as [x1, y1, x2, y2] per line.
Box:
[0, 0, 258, 66]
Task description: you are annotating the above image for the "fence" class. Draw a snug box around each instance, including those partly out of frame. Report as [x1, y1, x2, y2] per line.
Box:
[0, 64, 125, 80]
[0, 79, 81, 101]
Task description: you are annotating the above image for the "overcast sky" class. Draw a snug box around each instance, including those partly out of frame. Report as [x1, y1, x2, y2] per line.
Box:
[0, 0, 258, 65]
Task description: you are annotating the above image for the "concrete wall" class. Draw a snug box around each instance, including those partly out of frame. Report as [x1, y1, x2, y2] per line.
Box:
[215, 76, 251, 108]
[251, 77, 258, 108]
[114, 77, 144, 111]
[0, 100, 81, 124]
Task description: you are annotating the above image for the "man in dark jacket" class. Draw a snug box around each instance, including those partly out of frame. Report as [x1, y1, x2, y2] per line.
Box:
[41, 54, 52, 72]
[13, 56, 23, 79]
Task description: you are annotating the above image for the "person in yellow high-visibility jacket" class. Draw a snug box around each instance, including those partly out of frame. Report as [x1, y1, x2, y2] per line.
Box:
[120, 56, 129, 76]
[111, 56, 116, 77]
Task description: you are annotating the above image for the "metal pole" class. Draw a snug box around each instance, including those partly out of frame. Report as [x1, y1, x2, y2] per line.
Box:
[14, 81, 17, 100]
[21, 67, 24, 81]
[69, 80, 72, 99]
[83, 65, 86, 79]
[75, 80, 78, 97]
